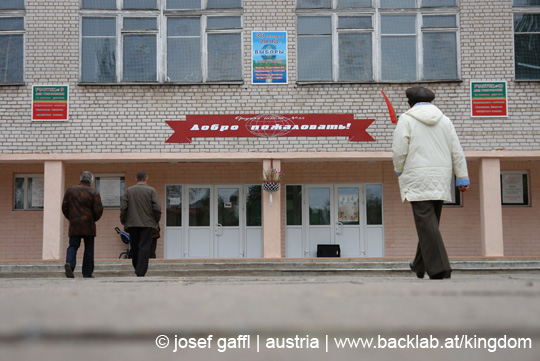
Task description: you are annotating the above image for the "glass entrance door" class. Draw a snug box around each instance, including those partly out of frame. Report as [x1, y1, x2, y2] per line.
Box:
[216, 186, 241, 258]
[307, 186, 333, 256]
[288, 184, 384, 258]
[187, 186, 212, 258]
[306, 185, 363, 257]
[165, 185, 262, 259]
[335, 186, 362, 256]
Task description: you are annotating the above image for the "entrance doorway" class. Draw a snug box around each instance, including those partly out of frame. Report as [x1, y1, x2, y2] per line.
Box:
[286, 184, 384, 257]
[164, 185, 262, 259]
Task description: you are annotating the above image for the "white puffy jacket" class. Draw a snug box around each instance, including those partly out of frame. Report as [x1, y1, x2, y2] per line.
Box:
[392, 103, 469, 203]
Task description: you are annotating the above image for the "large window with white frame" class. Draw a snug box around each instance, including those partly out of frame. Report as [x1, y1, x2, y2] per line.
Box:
[0, 0, 25, 83]
[296, 0, 459, 83]
[80, 0, 243, 83]
[14, 175, 44, 210]
[513, 0, 540, 80]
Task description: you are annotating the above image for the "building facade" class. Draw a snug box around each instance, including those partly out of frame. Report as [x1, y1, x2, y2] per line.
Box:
[1, 0, 539, 261]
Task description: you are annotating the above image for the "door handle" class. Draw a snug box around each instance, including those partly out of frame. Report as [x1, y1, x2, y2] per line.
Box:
[336, 221, 344, 235]
[215, 223, 223, 236]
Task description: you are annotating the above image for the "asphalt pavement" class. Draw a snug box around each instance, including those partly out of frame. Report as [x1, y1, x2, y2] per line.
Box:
[1, 273, 539, 361]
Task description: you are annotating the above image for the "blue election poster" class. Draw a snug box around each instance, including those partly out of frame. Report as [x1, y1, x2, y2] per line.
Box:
[252, 31, 287, 84]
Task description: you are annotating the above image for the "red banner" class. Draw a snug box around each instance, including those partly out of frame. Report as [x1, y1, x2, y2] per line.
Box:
[166, 114, 374, 143]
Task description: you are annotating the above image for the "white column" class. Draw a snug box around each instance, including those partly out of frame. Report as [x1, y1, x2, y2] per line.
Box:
[262, 159, 282, 258]
[42, 161, 65, 260]
[479, 158, 504, 256]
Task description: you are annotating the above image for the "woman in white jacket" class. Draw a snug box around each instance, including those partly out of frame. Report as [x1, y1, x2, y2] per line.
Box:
[392, 86, 470, 280]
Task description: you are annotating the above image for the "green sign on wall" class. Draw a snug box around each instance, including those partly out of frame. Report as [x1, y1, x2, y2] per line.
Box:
[471, 81, 507, 117]
[32, 85, 69, 121]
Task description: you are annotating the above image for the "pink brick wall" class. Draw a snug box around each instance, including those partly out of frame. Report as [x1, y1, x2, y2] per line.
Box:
[283, 161, 483, 258]
[0, 164, 44, 260]
[502, 161, 540, 256]
[62, 162, 263, 261]
[2, 159, 538, 260]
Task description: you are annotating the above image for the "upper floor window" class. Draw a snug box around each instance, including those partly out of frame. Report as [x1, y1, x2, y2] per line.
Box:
[514, 0, 540, 80]
[80, 0, 243, 83]
[0, 1, 25, 83]
[296, 0, 459, 83]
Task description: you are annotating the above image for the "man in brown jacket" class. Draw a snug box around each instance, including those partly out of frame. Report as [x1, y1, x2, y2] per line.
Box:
[120, 170, 161, 277]
[62, 171, 104, 278]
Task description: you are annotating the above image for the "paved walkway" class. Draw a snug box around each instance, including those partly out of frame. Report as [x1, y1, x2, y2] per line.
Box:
[1, 273, 539, 361]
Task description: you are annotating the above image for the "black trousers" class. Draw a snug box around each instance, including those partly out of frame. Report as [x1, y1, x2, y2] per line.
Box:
[127, 227, 152, 276]
[410, 200, 451, 277]
[66, 236, 94, 277]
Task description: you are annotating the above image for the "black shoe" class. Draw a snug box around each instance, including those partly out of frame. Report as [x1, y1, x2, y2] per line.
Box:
[409, 263, 425, 279]
[430, 270, 452, 280]
[64, 263, 74, 278]
[83, 275, 94, 278]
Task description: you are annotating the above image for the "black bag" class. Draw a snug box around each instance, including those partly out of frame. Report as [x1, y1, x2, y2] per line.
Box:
[317, 244, 341, 257]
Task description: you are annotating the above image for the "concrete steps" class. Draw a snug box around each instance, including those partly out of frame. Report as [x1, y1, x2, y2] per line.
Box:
[1, 258, 540, 278]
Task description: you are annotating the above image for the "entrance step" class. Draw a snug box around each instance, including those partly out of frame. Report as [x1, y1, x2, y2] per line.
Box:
[1, 258, 540, 278]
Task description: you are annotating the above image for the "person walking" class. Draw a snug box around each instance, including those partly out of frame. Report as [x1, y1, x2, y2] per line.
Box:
[120, 171, 161, 277]
[62, 171, 104, 278]
[392, 86, 470, 280]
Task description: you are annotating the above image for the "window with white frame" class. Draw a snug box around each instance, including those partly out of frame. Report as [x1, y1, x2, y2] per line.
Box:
[80, 0, 243, 83]
[513, 0, 540, 80]
[296, 0, 459, 83]
[0, 1, 25, 83]
[14, 175, 44, 210]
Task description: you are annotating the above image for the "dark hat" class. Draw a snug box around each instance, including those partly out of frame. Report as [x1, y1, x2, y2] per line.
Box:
[405, 86, 435, 103]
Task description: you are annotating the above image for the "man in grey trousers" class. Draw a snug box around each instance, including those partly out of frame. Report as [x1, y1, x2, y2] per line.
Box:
[120, 171, 161, 277]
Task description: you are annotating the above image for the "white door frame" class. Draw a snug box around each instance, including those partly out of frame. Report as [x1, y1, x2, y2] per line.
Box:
[287, 183, 384, 258]
[165, 184, 249, 259]
[214, 185, 244, 258]
[304, 184, 365, 257]
[184, 184, 214, 258]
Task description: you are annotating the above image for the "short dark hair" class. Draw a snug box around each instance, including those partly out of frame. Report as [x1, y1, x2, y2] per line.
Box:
[136, 170, 148, 181]
[80, 171, 93, 184]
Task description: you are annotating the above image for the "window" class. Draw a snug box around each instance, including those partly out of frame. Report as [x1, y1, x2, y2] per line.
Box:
[246, 185, 262, 227]
[501, 171, 530, 206]
[80, 0, 243, 83]
[94, 175, 125, 209]
[14, 175, 44, 210]
[0, 2, 25, 83]
[366, 184, 383, 224]
[296, 0, 459, 83]
[514, 1, 540, 80]
[286, 185, 303, 226]
[166, 185, 182, 227]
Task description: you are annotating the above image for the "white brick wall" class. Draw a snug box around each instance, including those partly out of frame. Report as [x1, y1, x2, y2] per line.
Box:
[0, 0, 538, 154]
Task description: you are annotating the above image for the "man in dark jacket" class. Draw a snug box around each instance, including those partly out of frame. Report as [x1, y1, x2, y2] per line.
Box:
[120, 170, 161, 277]
[62, 171, 104, 278]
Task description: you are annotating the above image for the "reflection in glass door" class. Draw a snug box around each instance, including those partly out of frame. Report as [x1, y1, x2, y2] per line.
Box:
[164, 185, 182, 258]
[188, 187, 212, 258]
[335, 186, 361, 256]
[307, 187, 332, 257]
[216, 187, 241, 258]
[246, 185, 263, 258]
